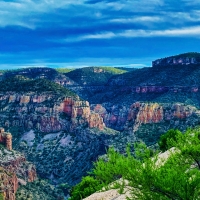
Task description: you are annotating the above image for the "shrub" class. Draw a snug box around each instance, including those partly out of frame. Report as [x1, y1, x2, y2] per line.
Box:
[158, 129, 182, 151]
[69, 176, 104, 200]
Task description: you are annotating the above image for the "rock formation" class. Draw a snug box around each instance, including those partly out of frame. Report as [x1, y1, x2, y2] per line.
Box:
[0, 144, 37, 200]
[88, 113, 104, 130]
[0, 128, 12, 150]
[0, 167, 18, 200]
[128, 102, 163, 124]
[91, 102, 198, 132]
[62, 97, 105, 130]
[152, 53, 200, 67]
[0, 93, 105, 133]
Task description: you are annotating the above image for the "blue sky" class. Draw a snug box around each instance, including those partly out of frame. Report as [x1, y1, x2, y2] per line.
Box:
[0, 0, 200, 69]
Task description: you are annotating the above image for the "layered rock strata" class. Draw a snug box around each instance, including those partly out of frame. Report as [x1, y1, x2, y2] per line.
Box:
[91, 102, 198, 132]
[0, 93, 105, 133]
[0, 146, 37, 200]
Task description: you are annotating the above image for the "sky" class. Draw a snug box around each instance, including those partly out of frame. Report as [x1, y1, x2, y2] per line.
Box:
[0, 0, 200, 69]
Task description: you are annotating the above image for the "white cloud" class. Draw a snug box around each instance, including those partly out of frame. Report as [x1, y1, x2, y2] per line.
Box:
[76, 26, 200, 40]
[111, 16, 163, 23]
[0, 0, 85, 27]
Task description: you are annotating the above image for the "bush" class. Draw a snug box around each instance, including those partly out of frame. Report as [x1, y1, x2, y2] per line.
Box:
[69, 176, 104, 200]
[71, 128, 200, 199]
[158, 129, 182, 151]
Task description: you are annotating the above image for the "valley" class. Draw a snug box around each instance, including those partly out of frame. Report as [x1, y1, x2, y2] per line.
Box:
[0, 52, 200, 199]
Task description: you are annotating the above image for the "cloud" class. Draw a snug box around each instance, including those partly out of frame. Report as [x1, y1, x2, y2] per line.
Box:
[0, 0, 200, 68]
[85, 0, 117, 4]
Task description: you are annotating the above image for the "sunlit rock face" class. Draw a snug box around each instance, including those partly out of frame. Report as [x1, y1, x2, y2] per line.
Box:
[0, 94, 104, 133]
[128, 102, 163, 124]
[62, 97, 105, 131]
[91, 102, 198, 132]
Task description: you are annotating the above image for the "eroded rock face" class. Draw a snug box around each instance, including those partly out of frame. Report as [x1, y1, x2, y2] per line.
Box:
[128, 102, 163, 124]
[0, 167, 18, 200]
[91, 102, 199, 132]
[0, 93, 104, 133]
[0, 146, 37, 200]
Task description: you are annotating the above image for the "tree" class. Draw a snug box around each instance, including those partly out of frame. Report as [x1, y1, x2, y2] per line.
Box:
[158, 129, 182, 152]
[69, 176, 104, 200]
[169, 128, 200, 169]
[70, 128, 200, 199]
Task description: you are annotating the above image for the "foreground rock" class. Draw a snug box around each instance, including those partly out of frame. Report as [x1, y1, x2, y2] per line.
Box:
[83, 189, 131, 200]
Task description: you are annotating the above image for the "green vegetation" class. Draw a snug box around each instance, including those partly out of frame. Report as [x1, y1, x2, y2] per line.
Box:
[3, 67, 59, 80]
[65, 66, 128, 86]
[114, 67, 138, 72]
[0, 76, 76, 96]
[0, 193, 4, 200]
[0, 70, 7, 74]
[16, 179, 64, 200]
[158, 129, 182, 152]
[100, 67, 127, 74]
[156, 52, 200, 65]
[171, 52, 200, 59]
[70, 128, 200, 199]
[69, 176, 104, 200]
[55, 68, 73, 73]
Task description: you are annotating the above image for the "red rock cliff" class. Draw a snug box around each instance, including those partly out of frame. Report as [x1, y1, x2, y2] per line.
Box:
[0, 147, 37, 200]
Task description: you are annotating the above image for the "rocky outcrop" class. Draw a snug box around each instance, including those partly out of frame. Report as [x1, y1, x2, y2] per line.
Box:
[88, 113, 104, 130]
[0, 145, 37, 200]
[0, 128, 12, 150]
[0, 167, 18, 200]
[91, 102, 198, 132]
[62, 97, 105, 130]
[83, 188, 130, 200]
[62, 97, 90, 118]
[0, 93, 105, 133]
[152, 53, 200, 67]
[152, 57, 197, 67]
[128, 102, 163, 124]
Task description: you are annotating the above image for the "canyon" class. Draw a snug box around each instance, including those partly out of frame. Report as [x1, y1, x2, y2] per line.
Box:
[0, 53, 200, 199]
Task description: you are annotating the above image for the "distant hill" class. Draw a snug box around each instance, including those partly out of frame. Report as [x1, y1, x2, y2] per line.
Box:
[107, 63, 200, 87]
[152, 52, 200, 67]
[65, 67, 127, 86]
[73, 59, 200, 106]
[3, 67, 59, 80]
[114, 67, 138, 72]
[0, 75, 76, 96]
[55, 68, 74, 73]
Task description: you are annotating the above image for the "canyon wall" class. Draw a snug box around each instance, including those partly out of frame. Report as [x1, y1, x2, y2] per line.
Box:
[0, 93, 104, 133]
[0, 146, 37, 200]
[91, 102, 199, 132]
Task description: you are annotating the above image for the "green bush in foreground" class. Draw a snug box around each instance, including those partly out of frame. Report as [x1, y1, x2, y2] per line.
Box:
[158, 129, 182, 152]
[70, 128, 200, 200]
[0, 193, 4, 200]
[69, 176, 104, 200]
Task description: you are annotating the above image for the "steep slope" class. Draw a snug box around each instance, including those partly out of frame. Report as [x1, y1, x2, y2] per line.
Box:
[0, 144, 37, 200]
[2, 67, 78, 87]
[91, 102, 200, 145]
[0, 77, 111, 186]
[0, 76, 77, 96]
[3, 68, 59, 80]
[1, 55, 200, 197]
[77, 56, 200, 105]
[65, 67, 127, 86]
